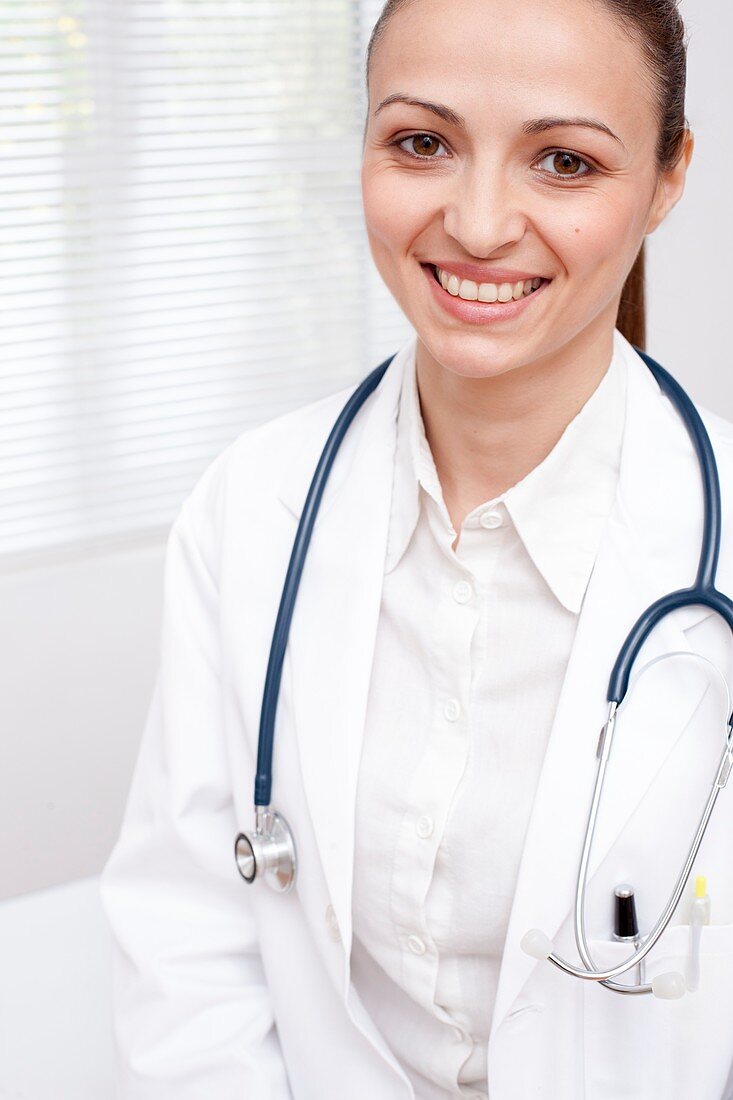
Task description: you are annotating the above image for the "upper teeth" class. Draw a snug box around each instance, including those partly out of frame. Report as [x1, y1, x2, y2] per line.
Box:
[435, 266, 542, 302]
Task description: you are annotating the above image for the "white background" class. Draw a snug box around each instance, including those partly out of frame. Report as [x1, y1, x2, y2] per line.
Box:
[1, 1, 729, 1096]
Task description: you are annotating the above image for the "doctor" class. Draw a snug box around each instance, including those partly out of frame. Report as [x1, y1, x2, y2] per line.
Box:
[100, 0, 733, 1096]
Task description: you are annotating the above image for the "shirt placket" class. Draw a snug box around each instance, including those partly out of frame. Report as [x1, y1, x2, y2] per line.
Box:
[383, 494, 497, 1099]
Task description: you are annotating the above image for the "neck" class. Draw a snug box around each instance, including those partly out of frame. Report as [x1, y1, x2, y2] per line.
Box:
[415, 322, 616, 533]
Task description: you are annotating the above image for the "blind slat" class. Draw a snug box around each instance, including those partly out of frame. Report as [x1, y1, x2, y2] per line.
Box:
[0, 0, 409, 565]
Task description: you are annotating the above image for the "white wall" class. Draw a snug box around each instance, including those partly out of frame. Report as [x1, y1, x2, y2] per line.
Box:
[2, 0, 730, 1094]
[647, 0, 733, 416]
[0, 537, 165, 900]
[0, 876, 116, 1099]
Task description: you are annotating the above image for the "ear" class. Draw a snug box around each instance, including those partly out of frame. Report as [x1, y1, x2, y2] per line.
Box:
[645, 129, 695, 235]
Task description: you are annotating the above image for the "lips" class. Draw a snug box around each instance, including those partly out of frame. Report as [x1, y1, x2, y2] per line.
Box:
[420, 260, 550, 325]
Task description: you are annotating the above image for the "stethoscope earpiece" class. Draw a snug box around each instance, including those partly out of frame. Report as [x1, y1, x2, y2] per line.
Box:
[651, 972, 686, 1000]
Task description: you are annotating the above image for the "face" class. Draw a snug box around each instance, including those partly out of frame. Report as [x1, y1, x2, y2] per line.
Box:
[361, 0, 692, 382]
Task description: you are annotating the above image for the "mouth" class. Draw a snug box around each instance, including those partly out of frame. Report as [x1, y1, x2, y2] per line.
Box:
[420, 262, 551, 326]
[429, 263, 550, 303]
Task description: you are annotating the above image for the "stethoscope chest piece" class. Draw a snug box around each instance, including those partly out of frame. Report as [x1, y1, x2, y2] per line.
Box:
[232, 356, 393, 899]
[235, 808, 297, 893]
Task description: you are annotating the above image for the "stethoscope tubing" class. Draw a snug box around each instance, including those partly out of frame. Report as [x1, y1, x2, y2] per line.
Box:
[253, 354, 395, 808]
[575, 651, 733, 993]
[243, 342, 733, 998]
[554, 700, 733, 989]
[549, 347, 733, 990]
[608, 349, 733, 713]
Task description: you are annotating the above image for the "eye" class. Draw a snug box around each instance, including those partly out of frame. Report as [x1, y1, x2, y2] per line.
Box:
[535, 149, 594, 181]
[393, 132, 450, 160]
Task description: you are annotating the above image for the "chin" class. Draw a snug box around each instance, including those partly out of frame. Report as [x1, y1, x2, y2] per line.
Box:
[416, 325, 533, 381]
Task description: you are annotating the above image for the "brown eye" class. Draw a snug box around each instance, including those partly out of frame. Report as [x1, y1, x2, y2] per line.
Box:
[553, 151, 582, 174]
[536, 149, 592, 180]
[397, 132, 447, 159]
[412, 134, 439, 156]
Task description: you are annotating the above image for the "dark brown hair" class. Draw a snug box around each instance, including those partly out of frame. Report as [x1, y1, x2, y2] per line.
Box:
[365, 0, 690, 350]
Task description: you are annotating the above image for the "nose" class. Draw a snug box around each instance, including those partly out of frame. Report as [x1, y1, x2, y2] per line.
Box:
[441, 158, 528, 258]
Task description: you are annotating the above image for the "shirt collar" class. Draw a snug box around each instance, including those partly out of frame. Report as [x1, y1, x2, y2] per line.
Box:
[384, 329, 628, 613]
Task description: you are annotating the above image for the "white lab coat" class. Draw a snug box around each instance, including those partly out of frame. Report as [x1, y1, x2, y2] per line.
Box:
[100, 332, 733, 1099]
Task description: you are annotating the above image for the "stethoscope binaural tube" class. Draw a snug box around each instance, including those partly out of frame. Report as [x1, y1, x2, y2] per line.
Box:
[522, 347, 733, 997]
[607, 351, 733, 708]
[234, 353, 396, 892]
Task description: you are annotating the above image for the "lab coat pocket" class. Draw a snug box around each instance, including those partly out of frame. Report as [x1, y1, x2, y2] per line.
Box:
[582, 924, 733, 1100]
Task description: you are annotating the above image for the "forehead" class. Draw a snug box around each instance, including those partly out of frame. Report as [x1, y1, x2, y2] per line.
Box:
[369, 0, 658, 145]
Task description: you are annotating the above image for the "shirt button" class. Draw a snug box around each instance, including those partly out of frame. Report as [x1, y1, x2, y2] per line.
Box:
[443, 698, 461, 722]
[407, 934, 426, 955]
[479, 509, 502, 529]
[325, 903, 341, 943]
[452, 580, 473, 604]
[415, 815, 434, 838]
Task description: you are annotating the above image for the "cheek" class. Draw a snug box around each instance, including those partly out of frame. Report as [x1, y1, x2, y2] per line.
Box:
[361, 163, 432, 251]
[540, 191, 647, 284]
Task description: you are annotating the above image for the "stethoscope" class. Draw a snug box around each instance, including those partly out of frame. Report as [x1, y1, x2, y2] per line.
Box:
[234, 345, 733, 999]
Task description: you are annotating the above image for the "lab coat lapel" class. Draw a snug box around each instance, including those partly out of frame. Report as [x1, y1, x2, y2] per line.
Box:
[490, 341, 714, 1036]
[277, 342, 407, 1000]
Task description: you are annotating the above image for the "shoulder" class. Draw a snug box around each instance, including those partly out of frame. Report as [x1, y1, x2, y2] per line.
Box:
[179, 377, 361, 521]
[162, 378, 364, 581]
[169, 336, 412, 577]
[223, 379, 361, 485]
[180, 334, 412, 525]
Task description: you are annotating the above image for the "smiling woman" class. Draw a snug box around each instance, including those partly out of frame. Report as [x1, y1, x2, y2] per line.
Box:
[360, 0, 692, 525]
[98, 3, 733, 1099]
[363, 0, 689, 343]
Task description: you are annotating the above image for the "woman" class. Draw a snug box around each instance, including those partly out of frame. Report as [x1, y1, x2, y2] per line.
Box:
[100, 0, 733, 1097]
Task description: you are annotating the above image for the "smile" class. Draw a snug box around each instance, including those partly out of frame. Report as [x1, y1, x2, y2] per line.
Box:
[421, 261, 551, 326]
[434, 264, 546, 302]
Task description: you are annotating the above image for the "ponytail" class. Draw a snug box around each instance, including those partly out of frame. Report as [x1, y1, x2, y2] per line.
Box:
[617, 241, 646, 351]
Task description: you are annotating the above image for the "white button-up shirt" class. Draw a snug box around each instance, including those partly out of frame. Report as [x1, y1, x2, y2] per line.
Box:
[351, 331, 628, 1099]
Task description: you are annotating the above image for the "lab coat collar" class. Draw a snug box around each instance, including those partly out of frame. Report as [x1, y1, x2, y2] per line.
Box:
[276, 333, 413, 525]
[384, 330, 628, 615]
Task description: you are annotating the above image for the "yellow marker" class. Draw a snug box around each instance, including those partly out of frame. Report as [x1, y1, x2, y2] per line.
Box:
[686, 876, 711, 992]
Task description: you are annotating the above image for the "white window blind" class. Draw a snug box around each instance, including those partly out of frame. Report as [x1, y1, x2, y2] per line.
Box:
[0, 0, 409, 566]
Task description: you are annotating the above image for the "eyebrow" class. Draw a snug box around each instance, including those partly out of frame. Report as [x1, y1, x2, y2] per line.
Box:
[373, 94, 625, 148]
